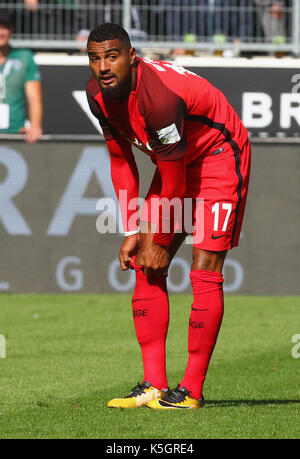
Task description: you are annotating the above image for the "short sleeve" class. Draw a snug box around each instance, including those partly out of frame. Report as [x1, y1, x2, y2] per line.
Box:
[86, 89, 119, 141]
[138, 68, 187, 161]
[25, 51, 41, 82]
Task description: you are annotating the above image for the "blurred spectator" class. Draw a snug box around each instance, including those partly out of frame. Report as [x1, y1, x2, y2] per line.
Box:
[159, 0, 253, 40]
[254, 0, 286, 41]
[75, 28, 89, 54]
[160, 0, 201, 40]
[204, 0, 254, 43]
[228, 0, 254, 42]
[18, 1, 142, 40]
[0, 0, 292, 58]
[23, 0, 39, 12]
[0, 9, 43, 143]
[160, 0, 254, 56]
[18, 0, 78, 38]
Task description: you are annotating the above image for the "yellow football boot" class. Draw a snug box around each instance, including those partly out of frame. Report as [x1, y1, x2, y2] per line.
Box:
[107, 381, 166, 409]
[146, 385, 204, 410]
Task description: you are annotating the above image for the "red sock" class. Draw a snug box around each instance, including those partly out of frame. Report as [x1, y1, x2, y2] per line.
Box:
[131, 257, 169, 390]
[180, 269, 224, 400]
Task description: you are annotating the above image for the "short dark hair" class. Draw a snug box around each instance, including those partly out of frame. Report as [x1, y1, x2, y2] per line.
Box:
[88, 23, 131, 48]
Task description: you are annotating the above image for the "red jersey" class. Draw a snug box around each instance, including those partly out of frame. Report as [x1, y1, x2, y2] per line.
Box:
[86, 57, 249, 245]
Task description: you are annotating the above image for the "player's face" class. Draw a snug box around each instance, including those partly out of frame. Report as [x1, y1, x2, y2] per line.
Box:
[0, 23, 12, 48]
[88, 39, 136, 98]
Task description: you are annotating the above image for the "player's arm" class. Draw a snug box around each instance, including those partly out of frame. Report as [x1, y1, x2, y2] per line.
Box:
[106, 137, 140, 270]
[86, 87, 140, 269]
[86, 88, 139, 229]
[21, 51, 43, 144]
[107, 137, 140, 235]
[22, 80, 43, 144]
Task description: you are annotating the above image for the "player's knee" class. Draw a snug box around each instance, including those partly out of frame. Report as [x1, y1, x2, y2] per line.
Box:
[192, 249, 227, 273]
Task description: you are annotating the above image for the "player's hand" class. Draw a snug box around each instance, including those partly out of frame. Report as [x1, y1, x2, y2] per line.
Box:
[139, 242, 170, 277]
[20, 125, 43, 144]
[119, 233, 139, 271]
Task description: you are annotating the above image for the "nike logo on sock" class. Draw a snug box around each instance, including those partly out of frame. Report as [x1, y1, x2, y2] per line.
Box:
[191, 307, 209, 311]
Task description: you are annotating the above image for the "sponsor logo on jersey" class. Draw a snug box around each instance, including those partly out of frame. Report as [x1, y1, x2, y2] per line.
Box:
[156, 123, 181, 145]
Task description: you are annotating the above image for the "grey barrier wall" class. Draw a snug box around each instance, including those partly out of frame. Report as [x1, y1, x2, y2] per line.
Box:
[0, 140, 299, 295]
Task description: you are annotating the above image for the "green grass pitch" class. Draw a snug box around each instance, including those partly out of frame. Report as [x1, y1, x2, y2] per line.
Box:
[0, 294, 299, 439]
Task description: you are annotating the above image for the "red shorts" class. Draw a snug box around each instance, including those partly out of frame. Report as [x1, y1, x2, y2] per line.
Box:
[140, 139, 251, 251]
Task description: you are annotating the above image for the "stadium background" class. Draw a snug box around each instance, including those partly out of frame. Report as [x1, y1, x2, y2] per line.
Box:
[0, 1, 300, 441]
[0, 58, 299, 295]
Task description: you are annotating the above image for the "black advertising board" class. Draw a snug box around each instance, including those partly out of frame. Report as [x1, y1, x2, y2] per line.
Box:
[39, 62, 300, 138]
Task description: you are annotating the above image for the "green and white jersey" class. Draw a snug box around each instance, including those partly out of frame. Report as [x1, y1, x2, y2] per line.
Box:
[0, 48, 41, 133]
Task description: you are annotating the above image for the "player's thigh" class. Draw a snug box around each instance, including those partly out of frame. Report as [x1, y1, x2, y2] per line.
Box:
[188, 141, 251, 252]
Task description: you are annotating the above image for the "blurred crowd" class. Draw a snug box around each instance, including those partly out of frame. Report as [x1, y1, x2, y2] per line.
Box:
[0, 1, 296, 143]
[1, 1, 293, 49]
[158, 1, 291, 43]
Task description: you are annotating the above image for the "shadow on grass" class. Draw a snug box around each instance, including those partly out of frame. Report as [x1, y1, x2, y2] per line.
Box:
[205, 399, 300, 408]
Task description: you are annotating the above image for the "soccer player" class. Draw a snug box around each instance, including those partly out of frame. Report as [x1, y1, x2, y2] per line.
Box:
[86, 23, 251, 409]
